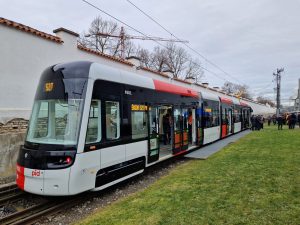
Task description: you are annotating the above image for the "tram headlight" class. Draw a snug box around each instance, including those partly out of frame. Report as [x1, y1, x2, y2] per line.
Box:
[46, 151, 76, 169]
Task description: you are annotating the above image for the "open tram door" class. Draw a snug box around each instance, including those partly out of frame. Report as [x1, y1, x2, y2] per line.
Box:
[220, 97, 234, 138]
[147, 105, 173, 163]
[173, 105, 197, 154]
[196, 92, 203, 146]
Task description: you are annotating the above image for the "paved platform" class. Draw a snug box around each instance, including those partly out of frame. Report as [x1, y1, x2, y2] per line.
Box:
[185, 130, 251, 159]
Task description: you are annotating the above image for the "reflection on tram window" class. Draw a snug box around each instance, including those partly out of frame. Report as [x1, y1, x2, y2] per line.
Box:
[34, 101, 48, 138]
[203, 100, 220, 128]
[131, 111, 148, 139]
[174, 108, 182, 131]
[233, 108, 241, 123]
[86, 100, 101, 143]
[106, 101, 120, 140]
[26, 99, 83, 145]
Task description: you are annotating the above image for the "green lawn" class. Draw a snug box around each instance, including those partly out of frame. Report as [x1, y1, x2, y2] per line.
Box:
[77, 126, 300, 225]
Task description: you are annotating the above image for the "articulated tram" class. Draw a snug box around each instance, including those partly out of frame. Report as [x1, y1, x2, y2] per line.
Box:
[16, 61, 251, 196]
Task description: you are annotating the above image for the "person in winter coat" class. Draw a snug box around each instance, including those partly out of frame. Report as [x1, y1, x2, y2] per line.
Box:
[277, 114, 283, 130]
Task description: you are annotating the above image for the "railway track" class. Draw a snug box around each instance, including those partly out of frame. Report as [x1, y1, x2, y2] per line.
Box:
[0, 197, 82, 225]
[0, 183, 25, 206]
[0, 182, 83, 225]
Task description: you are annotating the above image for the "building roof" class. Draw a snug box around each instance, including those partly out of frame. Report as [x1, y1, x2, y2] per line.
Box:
[53, 27, 79, 37]
[140, 66, 169, 78]
[77, 45, 134, 67]
[0, 17, 63, 43]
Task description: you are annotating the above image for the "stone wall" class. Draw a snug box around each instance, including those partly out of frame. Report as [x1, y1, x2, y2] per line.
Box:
[0, 118, 28, 134]
[0, 132, 26, 177]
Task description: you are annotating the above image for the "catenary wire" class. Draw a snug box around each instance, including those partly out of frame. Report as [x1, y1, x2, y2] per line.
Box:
[82, 0, 227, 82]
[124, 0, 244, 85]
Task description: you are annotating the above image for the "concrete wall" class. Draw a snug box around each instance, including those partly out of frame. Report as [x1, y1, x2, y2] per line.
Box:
[0, 132, 26, 177]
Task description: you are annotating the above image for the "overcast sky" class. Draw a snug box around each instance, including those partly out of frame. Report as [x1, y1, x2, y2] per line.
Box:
[1, 0, 299, 105]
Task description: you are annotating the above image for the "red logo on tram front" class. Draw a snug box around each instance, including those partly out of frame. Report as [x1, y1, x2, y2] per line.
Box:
[32, 170, 41, 177]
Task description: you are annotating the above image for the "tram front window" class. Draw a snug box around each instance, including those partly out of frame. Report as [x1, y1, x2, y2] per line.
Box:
[26, 99, 83, 145]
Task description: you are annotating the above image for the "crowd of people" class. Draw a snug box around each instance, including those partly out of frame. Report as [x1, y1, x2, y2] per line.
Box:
[251, 112, 300, 130]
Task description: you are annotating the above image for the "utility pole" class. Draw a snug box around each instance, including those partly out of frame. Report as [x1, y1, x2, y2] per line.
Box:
[273, 68, 284, 117]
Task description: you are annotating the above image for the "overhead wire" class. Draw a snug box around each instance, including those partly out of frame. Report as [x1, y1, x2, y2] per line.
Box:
[124, 0, 244, 85]
[82, 0, 227, 82]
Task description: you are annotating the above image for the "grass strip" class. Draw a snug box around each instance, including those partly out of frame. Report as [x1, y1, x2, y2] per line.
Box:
[77, 126, 300, 225]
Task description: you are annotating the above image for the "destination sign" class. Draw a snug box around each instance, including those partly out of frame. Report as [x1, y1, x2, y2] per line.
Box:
[131, 104, 149, 111]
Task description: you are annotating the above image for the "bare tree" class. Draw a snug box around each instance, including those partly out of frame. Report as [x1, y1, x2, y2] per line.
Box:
[184, 57, 204, 83]
[150, 46, 168, 72]
[79, 16, 120, 55]
[222, 81, 252, 99]
[165, 42, 189, 78]
[136, 47, 152, 68]
[123, 40, 137, 59]
[79, 17, 205, 80]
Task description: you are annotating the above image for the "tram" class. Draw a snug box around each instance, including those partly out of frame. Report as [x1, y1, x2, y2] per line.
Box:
[16, 61, 252, 196]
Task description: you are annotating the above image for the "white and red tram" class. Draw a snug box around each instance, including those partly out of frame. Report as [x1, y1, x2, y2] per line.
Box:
[16, 61, 252, 196]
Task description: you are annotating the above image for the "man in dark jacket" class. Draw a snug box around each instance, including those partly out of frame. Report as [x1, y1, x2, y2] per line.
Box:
[291, 113, 297, 129]
[298, 113, 300, 128]
[277, 114, 283, 130]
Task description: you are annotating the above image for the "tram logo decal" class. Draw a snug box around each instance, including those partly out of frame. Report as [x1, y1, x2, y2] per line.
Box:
[32, 170, 41, 177]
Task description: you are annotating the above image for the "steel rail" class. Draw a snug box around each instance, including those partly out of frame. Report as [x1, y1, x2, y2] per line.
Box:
[0, 197, 82, 225]
[0, 183, 25, 206]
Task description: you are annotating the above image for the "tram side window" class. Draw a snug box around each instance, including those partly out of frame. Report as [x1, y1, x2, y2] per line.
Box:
[174, 108, 182, 131]
[233, 108, 241, 123]
[203, 100, 220, 128]
[86, 100, 101, 143]
[106, 101, 120, 140]
[131, 110, 148, 139]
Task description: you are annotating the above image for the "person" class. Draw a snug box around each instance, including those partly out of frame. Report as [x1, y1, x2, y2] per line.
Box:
[272, 114, 277, 125]
[163, 113, 171, 145]
[250, 115, 255, 130]
[298, 113, 300, 128]
[267, 116, 271, 126]
[260, 115, 264, 129]
[277, 114, 283, 130]
[168, 109, 173, 145]
[188, 111, 193, 144]
[287, 114, 292, 129]
[255, 115, 261, 131]
[291, 113, 297, 129]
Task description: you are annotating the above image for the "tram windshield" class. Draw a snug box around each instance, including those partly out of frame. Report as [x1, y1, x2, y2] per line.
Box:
[26, 99, 83, 145]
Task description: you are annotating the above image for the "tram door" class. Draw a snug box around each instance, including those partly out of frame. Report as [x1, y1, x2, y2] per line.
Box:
[173, 107, 194, 154]
[196, 107, 203, 146]
[148, 106, 159, 163]
[173, 107, 182, 154]
[228, 108, 233, 134]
